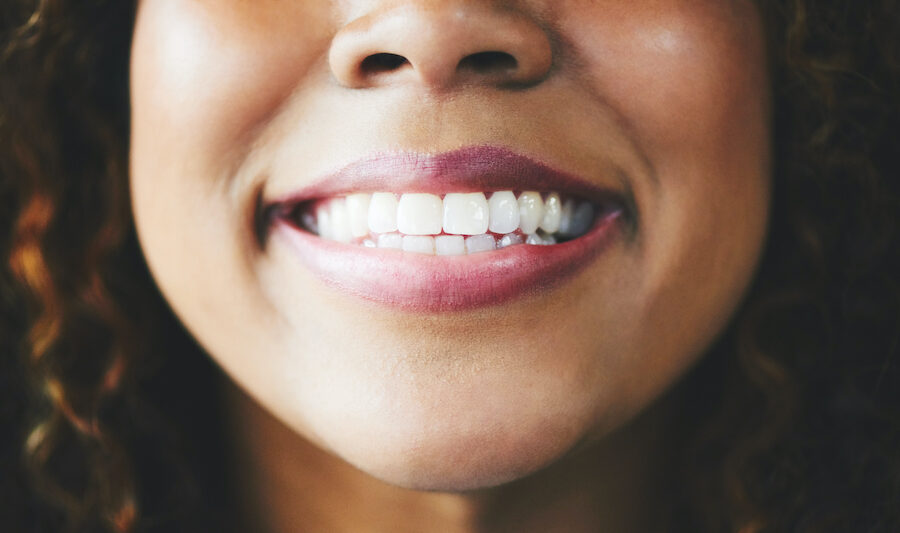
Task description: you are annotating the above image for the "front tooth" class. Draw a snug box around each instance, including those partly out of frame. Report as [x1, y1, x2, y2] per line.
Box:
[465, 234, 496, 254]
[517, 191, 544, 234]
[402, 235, 435, 255]
[397, 193, 443, 235]
[377, 232, 403, 249]
[315, 204, 332, 240]
[557, 198, 576, 237]
[368, 193, 399, 234]
[539, 193, 561, 233]
[345, 193, 371, 238]
[569, 202, 595, 237]
[330, 199, 352, 243]
[435, 235, 466, 256]
[488, 191, 520, 234]
[498, 233, 524, 248]
[443, 193, 489, 235]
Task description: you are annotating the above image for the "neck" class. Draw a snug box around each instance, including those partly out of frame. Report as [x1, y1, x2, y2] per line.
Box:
[222, 381, 679, 533]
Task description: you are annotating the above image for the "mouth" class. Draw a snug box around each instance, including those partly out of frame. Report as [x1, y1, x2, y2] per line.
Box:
[265, 146, 632, 312]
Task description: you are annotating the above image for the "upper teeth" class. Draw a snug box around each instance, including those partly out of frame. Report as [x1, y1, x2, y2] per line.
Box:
[301, 191, 597, 254]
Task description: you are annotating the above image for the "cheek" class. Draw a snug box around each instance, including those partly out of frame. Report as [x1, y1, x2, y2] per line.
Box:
[563, 2, 768, 154]
[128, 0, 334, 382]
[564, 2, 771, 253]
[562, 0, 771, 393]
[130, 0, 332, 177]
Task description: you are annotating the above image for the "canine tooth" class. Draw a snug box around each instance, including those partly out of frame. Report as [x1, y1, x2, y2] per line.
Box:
[465, 234, 496, 254]
[543, 234, 557, 245]
[362, 239, 377, 248]
[498, 233, 524, 248]
[345, 193, 371, 238]
[435, 235, 466, 256]
[539, 193, 561, 233]
[377, 232, 403, 249]
[517, 192, 544, 234]
[443, 193, 489, 235]
[402, 235, 435, 255]
[368, 193, 399, 234]
[557, 198, 576, 236]
[569, 202, 595, 237]
[488, 191, 520, 234]
[397, 193, 443, 235]
[316, 203, 333, 240]
[330, 200, 353, 243]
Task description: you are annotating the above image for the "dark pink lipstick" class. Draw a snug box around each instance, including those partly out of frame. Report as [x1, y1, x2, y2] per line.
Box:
[267, 146, 627, 208]
[266, 146, 631, 312]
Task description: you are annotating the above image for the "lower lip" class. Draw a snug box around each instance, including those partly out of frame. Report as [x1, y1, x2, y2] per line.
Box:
[273, 213, 623, 313]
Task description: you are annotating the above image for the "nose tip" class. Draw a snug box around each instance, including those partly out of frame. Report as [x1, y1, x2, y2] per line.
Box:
[328, 3, 553, 90]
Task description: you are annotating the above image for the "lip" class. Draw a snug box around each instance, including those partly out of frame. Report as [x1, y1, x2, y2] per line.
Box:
[265, 145, 627, 207]
[265, 146, 630, 312]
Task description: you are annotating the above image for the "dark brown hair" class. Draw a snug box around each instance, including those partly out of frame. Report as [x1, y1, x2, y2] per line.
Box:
[2, 1, 898, 531]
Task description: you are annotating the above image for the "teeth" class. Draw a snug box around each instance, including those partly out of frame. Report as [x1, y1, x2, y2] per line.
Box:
[539, 193, 561, 233]
[301, 211, 319, 236]
[368, 193, 399, 234]
[329, 199, 353, 243]
[345, 193, 371, 238]
[558, 200, 594, 238]
[517, 191, 544, 235]
[316, 204, 333, 240]
[488, 191, 520, 234]
[402, 235, 436, 255]
[306, 189, 606, 252]
[377, 232, 403, 249]
[443, 193, 489, 235]
[557, 198, 575, 237]
[435, 235, 466, 256]
[569, 202, 595, 237]
[498, 233, 524, 248]
[526, 233, 555, 246]
[397, 193, 443, 235]
[465, 234, 496, 254]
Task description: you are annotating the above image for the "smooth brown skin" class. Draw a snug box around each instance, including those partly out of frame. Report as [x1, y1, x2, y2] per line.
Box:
[130, 1, 770, 531]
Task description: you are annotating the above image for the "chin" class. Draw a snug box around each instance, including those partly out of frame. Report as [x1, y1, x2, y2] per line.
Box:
[295, 382, 592, 492]
[346, 426, 580, 492]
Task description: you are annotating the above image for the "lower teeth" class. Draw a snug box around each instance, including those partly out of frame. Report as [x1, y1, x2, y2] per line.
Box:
[320, 229, 567, 256]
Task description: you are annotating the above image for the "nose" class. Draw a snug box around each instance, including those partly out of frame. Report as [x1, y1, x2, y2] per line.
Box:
[328, 2, 553, 90]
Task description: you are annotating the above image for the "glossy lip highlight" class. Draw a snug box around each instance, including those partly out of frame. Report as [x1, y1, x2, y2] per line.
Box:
[265, 146, 632, 312]
[275, 212, 623, 312]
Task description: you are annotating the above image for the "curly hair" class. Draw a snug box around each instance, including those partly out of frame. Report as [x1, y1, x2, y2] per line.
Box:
[1, 0, 898, 532]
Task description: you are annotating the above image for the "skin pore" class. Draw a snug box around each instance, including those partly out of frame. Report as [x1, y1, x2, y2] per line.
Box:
[129, 0, 770, 531]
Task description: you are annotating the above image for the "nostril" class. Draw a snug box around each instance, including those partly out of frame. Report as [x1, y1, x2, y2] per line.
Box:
[360, 53, 409, 75]
[457, 51, 518, 75]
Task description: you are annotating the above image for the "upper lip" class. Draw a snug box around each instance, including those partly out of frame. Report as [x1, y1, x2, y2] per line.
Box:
[264, 145, 631, 211]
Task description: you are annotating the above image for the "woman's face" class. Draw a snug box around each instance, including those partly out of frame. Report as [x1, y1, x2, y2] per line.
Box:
[130, 0, 769, 490]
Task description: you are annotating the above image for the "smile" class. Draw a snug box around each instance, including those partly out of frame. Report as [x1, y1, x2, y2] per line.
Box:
[266, 146, 632, 311]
